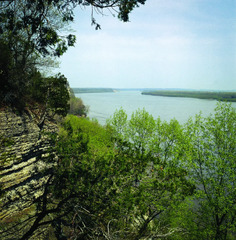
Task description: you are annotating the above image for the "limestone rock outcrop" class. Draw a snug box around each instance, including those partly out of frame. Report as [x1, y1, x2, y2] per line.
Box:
[0, 107, 58, 227]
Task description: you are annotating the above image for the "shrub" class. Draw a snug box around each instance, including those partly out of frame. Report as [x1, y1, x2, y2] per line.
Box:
[68, 96, 88, 116]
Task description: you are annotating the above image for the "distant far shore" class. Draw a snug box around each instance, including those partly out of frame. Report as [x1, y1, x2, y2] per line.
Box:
[72, 88, 114, 93]
[72, 88, 236, 102]
[142, 90, 236, 102]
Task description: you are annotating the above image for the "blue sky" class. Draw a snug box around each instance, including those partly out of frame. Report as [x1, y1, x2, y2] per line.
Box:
[59, 0, 236, 90]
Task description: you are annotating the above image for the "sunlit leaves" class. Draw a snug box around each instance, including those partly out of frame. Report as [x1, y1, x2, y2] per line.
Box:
[107, 108, 194, 238]
[16, 102, 236, 239]
[184, 102, 236, 239]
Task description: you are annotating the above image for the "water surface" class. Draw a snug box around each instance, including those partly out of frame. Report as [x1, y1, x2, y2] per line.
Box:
[75, 91, 236, 125]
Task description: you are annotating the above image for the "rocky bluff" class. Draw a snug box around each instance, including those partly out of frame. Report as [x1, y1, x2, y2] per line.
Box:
[0, 107, 58, 228]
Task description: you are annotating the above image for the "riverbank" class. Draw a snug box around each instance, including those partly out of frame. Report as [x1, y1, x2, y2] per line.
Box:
[72, 88, 114, 93]
[142, 90, 236, 102]
[74, 91, 236, 125]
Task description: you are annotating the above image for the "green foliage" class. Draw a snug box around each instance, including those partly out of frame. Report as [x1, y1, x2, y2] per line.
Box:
[27, 71, 48, 104]
[69, 96, 89, 116]
[107, 104, 236, 239]
[161, 197, 199, 240]
[173, 102, 236, 240]
[47, 116, 130, 239]
[0, 0, 147, 106]
[3, 103, 236, 239]
[46, 74, 70, 117]
[16, 110, 193, 239]
[0, 1, 74, 104]
[107, 108, 194, 238]
[27, 72, 70, 117]
[0, 0, 76, 58]
[118, 0, 146, 22]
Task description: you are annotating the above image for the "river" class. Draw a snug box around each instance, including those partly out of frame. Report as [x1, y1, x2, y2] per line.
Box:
[75, 91, 236, 125]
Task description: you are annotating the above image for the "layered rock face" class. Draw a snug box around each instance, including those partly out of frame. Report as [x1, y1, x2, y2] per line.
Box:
[0, 108, 57, 230]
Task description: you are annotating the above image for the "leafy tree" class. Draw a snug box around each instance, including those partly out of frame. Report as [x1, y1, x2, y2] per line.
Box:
[0, 0, 74, 102]
[46, 74, 70, 117]
[0, 0, 146, 104]
[7, 103, 236, 240]
[3, 108, 193, 240]
[181, 102, 236, 240]
[14, 115, 127, 239]
[69, 96, 89, 116]
[24, 72, 70, 127]
[107, 108, 194, 239]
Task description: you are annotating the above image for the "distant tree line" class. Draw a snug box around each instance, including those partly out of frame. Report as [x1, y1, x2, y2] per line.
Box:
[142, 90, 236, 102]
[73, 88, 114, 94]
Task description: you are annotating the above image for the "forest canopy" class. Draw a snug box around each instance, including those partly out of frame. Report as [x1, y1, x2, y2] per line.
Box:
[1, 102, 235, 240]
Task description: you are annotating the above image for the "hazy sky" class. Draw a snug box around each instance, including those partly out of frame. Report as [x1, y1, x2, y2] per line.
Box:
[59, 0, 236, 90]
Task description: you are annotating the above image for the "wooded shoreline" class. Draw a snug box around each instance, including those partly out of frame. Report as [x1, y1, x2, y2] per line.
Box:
[73, 88, 114, 93]
[142, 90, 236, 102]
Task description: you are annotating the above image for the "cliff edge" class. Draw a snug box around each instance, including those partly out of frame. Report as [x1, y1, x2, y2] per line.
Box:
[0, 107, 58, 238]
